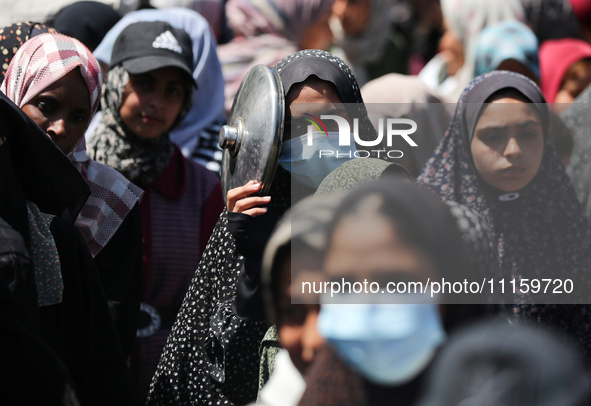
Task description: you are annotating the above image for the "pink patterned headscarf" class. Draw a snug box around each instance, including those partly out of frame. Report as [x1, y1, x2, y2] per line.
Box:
[2, 32, 101, 118]
[1, 33, 143, 257]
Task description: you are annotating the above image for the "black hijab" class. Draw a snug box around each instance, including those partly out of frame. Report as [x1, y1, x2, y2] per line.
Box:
[275, 49, 378, 147]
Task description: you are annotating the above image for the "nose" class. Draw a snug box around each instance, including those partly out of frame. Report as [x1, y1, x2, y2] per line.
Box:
[47, 118, 66, 140]
[301, 309, 324, 364]
[504, 137, 522, 157]
[332, 0, 346, 20]
[149, 93, 164, 109]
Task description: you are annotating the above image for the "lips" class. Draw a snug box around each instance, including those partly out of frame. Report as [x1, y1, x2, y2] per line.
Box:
[141, 115, 163, 124]
[500, 166, 526, 177]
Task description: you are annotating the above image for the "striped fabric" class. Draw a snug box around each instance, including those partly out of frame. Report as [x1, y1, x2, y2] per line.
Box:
[1, 33, 143, 256]
[135, 149, 223, 400]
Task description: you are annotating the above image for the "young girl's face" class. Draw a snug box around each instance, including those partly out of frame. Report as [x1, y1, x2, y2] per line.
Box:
[554, 58, 591, 110]
[277, 253, 323, 375]
[471, 97, 544, 192]
[119, 66, 187, 139]
[22, 69, 90, 155]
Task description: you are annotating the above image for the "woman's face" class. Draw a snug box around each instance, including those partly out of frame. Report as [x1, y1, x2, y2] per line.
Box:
[22, 69, 90, 155]
[324, 198, 436, 292]
[331, 0, 372, 37]
[554, 58, 591, 111]
[284, 76, 348, 141]
[119, 66, 187, 139]
[471, 97, 544, 192]
[439, 18, 464, 77]
[277, 253, 323, 375]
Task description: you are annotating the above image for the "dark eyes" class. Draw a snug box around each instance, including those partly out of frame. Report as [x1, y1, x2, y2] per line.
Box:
[131, 78, 152, 90]
[36, 99, 57, 113]
[479, 130, 539, 143]
[37, 99, 87, 123]
[166, 85, 184, 98]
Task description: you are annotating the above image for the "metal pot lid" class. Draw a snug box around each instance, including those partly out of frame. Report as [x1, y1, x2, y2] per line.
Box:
[219, 64, 285, 203]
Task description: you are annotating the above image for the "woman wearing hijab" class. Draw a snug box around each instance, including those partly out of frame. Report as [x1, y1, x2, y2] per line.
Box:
[92, 7, 226, 171]
[419, 0, 524, 101]
[1, 32, 144, 358]
[329, 0, 411, 86]
[417, 71, 591, 363]
[473, 20, 539, 83]
[147, 49, 374, 406]
[539, 38, 591, 109]
[218, 0, 335, 114]
[0, 81, 135, 404]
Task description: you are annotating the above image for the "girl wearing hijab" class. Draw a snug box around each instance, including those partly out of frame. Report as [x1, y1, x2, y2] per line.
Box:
[298, 179, 489, 406]
[92, 7, 226, 172]
[253, 159, 413, 404]
[1, 32, 144, 358]
[539, 38, 591, 109]
[417, 71, 591, 363]
[88, 21, 224, 402]
[148, 49, 374, 406]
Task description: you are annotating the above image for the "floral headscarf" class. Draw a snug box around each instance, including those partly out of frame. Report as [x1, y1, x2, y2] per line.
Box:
[417, 70, 591, 362]
[0, 21, 55, 83]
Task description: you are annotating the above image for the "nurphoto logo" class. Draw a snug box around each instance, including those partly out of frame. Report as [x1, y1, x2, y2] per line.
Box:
[302, 114, 418, 160]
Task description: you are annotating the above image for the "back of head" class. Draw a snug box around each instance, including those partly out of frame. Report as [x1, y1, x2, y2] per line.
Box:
[48, 1, 122, 52]
[418, 319, 591, 406]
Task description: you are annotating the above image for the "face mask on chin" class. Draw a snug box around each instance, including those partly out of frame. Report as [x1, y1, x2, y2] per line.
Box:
[318, 293, 445, 386]
[278, 131, 357, 190]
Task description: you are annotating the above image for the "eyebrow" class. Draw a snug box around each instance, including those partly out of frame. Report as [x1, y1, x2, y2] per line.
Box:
[477, 120, 541, 132]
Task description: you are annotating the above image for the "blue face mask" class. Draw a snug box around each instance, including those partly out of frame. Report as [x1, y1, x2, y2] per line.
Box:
[317, 296, 445, 385]
[278, 131, 357, 189]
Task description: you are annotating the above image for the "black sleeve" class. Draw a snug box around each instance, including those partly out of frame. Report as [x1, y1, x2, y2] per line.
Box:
[93, 203, 143, 358]
[228, 211, 273, 321]
[39, 218, 137, 406]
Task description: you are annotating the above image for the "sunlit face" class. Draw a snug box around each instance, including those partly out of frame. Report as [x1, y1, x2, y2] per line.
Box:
[22, 69, 90, 155]
[277, 253, 323, 375]
[554, 59, 591, 111]
[332, 0, 372, 37]
[471, 97, 544, 192]
[324, 197, 436, 289]
[285, 77, 348, 141]
[439, 19, 464, 77]
[119, 67, 188, 139]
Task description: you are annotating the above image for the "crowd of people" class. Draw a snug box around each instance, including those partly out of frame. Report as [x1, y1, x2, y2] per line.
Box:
[2, 0, 591, 405]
